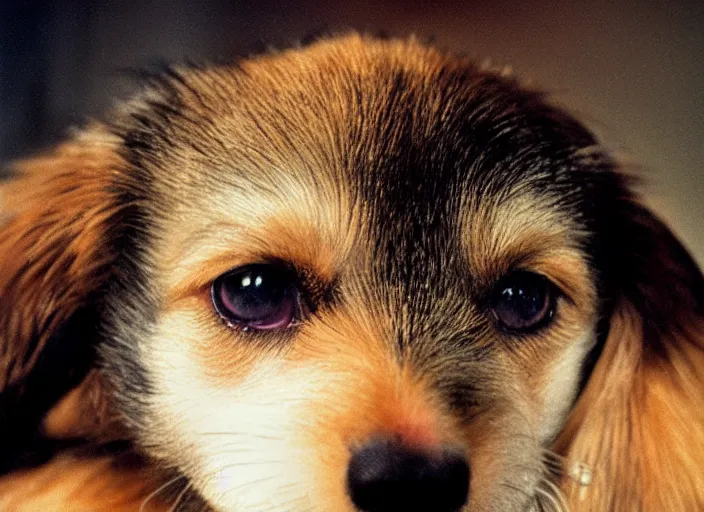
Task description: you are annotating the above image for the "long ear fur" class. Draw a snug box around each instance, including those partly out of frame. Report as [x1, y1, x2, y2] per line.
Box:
[0, 129, 128, 472]
[554, 195, 704, 510]
[0, 451, 168, 512]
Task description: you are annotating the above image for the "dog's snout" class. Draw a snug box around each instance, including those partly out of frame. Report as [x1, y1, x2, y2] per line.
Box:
[347, 438, 470, 512]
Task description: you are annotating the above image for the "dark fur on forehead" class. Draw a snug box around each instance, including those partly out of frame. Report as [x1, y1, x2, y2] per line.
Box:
[108, 34, 616, 322]
[110, 33, 613, 251]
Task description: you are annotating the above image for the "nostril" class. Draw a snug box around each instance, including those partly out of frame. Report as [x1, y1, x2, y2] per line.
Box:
[347, 438, 470, 512]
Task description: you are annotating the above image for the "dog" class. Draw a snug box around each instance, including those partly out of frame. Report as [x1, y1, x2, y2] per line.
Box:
[1, 33, 702, 512]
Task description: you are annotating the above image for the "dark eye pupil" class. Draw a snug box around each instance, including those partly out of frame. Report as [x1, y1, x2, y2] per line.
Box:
[499, 286, 542, 319]
[491, 272, 554, 331]
[230, 270, 285, 317]
[212, 264, 298, 330]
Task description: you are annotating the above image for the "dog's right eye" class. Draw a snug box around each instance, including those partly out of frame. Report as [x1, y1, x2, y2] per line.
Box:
[211, 263, 301, 331]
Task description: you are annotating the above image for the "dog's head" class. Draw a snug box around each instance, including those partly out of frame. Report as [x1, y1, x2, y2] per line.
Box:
[1, 34, 702, 512]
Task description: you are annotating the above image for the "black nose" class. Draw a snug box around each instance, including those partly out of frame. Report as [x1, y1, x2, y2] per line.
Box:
[347, 438, 470, 512]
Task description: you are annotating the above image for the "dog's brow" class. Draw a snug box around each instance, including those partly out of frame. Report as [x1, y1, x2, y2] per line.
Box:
[160, 208, 357, 303]
[460, 193, 581, 278]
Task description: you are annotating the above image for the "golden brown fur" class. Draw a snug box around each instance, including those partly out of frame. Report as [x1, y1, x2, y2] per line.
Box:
[0, 453, 167, 512]
[556, 304, 704, 511]
[1, 33, 702, 511]
[0, 133, 124, 390]
[554, 208, 704, 510]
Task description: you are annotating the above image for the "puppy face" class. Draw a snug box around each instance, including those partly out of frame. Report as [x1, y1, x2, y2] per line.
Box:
[92, 35, 613, 511]
[5, 34, 701, 512]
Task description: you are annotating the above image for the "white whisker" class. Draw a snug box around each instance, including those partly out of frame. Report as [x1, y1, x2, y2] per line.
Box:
[168, 480, 193, 512]
[140, 474, 187, 512]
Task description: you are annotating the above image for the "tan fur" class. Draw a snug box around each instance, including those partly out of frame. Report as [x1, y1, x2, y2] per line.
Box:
[554, 305, 704, 511]
[0, 130, 125, 388]
[42, 370, 125, 442]
[0, 131, 165, 510]
[0, 453, 168, 512]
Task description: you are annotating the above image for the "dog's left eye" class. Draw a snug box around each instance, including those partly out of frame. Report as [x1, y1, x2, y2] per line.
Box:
[490, 271, 556, 332]
[211, 263, 300, 331]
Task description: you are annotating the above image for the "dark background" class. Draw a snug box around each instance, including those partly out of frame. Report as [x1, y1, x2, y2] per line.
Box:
[2, 0, 702, 263]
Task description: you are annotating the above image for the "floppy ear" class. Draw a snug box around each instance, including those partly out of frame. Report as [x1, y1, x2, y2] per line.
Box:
[0, 130, 128, 471]
[554, 193, 704, 511]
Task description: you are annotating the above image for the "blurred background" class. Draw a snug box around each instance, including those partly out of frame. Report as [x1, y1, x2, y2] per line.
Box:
[1, 0, 702, 263]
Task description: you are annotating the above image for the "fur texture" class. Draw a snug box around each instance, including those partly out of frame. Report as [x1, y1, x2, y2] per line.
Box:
[0, 33, 702, 511]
